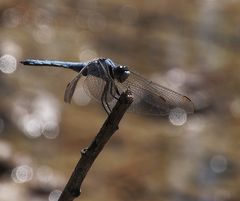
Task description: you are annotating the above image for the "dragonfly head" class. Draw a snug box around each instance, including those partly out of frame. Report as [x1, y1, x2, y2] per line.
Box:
[114, 65, 130, 83]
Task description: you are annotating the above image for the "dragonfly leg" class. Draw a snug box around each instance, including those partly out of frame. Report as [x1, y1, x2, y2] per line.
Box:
[114, 84, 121, 96]
[101, 81, 111, 115]
[104, 82, 112, 113]
[101, 92, 110, 114]
[104, 96, 111, 114]
[109, 82, 119, 100]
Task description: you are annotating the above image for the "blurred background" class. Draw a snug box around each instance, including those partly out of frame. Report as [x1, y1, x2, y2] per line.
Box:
[0, 0, 240, 200]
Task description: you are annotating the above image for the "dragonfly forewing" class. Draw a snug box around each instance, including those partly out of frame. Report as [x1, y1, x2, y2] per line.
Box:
[119, 71, 194, 115]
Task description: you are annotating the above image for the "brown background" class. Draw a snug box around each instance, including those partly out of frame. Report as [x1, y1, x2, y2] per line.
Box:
[0, 0, 240, 200]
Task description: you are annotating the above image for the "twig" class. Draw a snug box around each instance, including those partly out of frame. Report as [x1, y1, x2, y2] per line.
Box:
[58, 90, 133, 201]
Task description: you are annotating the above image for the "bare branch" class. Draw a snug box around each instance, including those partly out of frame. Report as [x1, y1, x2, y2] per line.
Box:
[58, 90, 133, 201]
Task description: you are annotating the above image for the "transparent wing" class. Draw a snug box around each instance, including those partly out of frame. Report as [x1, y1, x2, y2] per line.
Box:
[83, 75, 105, 101]
[83, 64, 194, 116]
[83, 64, 116, 103]
[64, 72, 82, 103]
[116, 71, 194, 116]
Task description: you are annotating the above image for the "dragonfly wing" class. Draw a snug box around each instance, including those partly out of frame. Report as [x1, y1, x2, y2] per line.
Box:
[119, 71, 194, 116]
[64, 72, 83, 103]
[83, 64, 116, 104]
[83, 75, 105, 101]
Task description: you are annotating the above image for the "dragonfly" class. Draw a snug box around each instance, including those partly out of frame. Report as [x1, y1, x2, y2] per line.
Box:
[21, 58, 194, 115]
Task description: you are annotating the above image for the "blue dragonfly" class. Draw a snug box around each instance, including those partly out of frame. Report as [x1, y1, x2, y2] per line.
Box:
[21, 58, 194, 115]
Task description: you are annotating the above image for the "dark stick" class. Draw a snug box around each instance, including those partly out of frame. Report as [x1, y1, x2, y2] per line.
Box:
[58, 90, 133, 201]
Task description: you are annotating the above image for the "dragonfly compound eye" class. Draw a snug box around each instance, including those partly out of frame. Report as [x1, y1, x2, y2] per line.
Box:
[114, 66, 130, 83]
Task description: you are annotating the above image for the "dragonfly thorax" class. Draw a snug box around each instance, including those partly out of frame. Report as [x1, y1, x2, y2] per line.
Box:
[113, 65, 130, 83]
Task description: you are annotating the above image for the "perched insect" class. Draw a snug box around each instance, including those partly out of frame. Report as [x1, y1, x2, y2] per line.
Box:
[21, 58, 194, 115]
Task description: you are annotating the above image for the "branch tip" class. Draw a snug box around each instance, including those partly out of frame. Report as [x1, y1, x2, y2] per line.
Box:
[58, 90, 133, 201]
